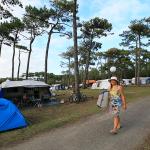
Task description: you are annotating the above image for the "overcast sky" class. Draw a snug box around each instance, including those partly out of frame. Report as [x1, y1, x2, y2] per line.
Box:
[0, 0, 149, 78]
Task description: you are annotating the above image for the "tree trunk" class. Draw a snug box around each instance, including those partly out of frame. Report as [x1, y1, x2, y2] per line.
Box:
[44, 32, 52, 83]
[148, 59, 150, 76]
[83, 50, 90, 88]
[73, 0, 80, 98]
[146, 59, 148, 77]
[83, 36, 93, 89]
[17, 50, 21, 80]
[68, 57, 71, 87]
[12, 32, 18, 80]
[107, 57, 111, 78]
[26, 37, 34, 79]
[44, 22, 58, 83]
[135, 48, 138, 85]
[80, 66, 84, 85]
[0, 39, 3, 57]
[120, 68, 123, 80]
[137, 34, 141, 86]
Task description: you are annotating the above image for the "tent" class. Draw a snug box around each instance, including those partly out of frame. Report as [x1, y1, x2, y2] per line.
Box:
[1, 79, 50, 88]
[50, 84, 65, 91]
[0, 98, 27, 132]
[122, 79, 132, 85]
[1, 80, 51, 105]
[132, 77, 150, 85]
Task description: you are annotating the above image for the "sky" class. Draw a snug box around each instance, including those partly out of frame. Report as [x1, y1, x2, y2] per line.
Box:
[0, 0, 149, 78]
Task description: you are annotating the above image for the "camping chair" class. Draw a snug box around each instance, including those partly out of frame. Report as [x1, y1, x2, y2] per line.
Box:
[41, 94, 51, 103]
[30, 96, 42, 107]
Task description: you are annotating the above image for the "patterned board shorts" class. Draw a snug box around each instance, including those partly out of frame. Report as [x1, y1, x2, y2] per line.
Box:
[110, 98, 122, 116]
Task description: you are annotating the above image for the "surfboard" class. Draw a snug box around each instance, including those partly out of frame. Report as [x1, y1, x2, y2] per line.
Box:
[97, 90, 109, 108]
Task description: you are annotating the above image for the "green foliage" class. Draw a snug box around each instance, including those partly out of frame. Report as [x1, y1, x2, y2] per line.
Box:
[88, 68, 100, 80]
[104, 48, 134, 78]
[24, 1, 74, 33]
[0, 18, 24, 37]
[120, 18, 150, 48]
[0, 21, 11, 37]
[23, 6, 44, 35]
[1, 0, 22, 7]
[60, 47, 74, 59]
[15, 45, 28, 51]
[0, 5, 12, 19]
[79, 17, 112, 66]
[140, 49, 150, 76]
[51, 0, 74, 13]
[0, 0, 22, 20]
[78, 17, 112, 87]
[0, 21, 14, 53]
[0, 18, 24, 42]
[119, 18, 150, 85]
[10, 17, 24, 32]
[80, 17, 112, 38]
[129, 19, 149, 36]
[119, 30, 137, 49]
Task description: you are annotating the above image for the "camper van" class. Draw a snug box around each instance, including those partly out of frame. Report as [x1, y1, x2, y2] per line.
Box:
[91, 79, 110, 89]
[131, 77, 150, 85]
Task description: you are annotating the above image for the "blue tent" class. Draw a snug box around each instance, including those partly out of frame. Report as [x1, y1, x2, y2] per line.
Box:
[0, 98, 27, 132]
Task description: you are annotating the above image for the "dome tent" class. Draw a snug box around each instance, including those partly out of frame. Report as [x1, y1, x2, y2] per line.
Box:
[0, 98, 27, 132]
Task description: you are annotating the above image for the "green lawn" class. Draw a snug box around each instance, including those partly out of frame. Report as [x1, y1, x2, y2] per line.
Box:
[0, 86, 150, 148]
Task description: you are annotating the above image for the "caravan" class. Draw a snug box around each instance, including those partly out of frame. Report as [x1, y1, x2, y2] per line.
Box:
[91, 79, 110, 89]
[132, 77, 150, 85]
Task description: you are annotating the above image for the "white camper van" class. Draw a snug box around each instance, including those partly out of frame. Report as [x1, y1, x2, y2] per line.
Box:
[91, 79, 110, 90]
[132, 77, 150, 85]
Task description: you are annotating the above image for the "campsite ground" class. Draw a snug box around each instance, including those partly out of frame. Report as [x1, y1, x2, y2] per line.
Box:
[0, 86, 150, 149]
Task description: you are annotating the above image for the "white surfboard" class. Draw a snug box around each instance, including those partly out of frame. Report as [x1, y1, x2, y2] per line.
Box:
[97, 91, 109, 108]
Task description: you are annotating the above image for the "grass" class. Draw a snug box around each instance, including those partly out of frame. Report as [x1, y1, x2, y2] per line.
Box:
[0, 86, 150, 148]
[124, 86, 150, 102]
